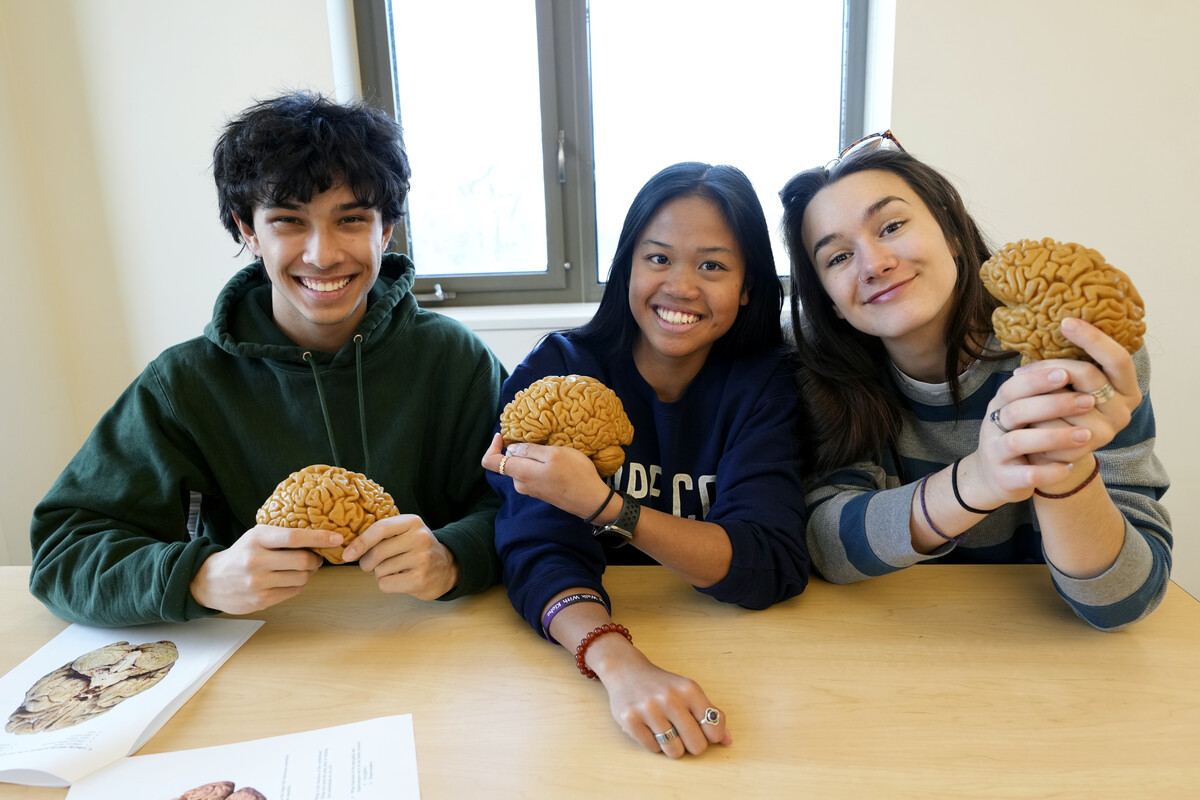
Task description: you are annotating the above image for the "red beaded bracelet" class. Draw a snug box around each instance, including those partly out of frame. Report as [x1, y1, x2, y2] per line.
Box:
[574, 623, 632, 679]
[1034, 456, 1101, 499]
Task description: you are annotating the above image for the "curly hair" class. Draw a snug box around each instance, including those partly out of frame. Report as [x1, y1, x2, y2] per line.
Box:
[212, 91, 411, 244]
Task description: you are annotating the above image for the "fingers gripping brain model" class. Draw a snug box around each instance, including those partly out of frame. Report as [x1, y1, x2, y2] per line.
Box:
[256, 464, 399, 563]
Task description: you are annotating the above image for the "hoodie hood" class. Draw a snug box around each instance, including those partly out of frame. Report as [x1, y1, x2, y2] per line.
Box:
[202, 252, 419, 474]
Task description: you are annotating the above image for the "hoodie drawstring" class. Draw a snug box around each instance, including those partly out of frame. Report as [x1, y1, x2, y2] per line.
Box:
[302, 351, 343, 468]
[353, 334, 372, 475]
[302, 341, 372, 476]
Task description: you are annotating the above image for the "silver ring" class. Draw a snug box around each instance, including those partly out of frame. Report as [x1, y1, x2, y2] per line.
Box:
[1090, 382, 1117, 405]
[989, 408, 1012, 434]
[498, 454, 509, 476]
[654, 726, 679, 746]
[700, 707, 720, 726]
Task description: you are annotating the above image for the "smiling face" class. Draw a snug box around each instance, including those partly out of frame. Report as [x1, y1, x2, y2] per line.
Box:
[235, 183, 394, 353]
[628, 194, 749, 395]
[800, 169, 959, 378]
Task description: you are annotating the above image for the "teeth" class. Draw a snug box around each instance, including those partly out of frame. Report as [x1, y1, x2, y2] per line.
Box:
[656, 307, 700, 325]
[299, 276, 352, 292]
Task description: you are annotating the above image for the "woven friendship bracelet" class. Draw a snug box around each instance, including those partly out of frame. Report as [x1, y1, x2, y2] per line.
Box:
[919, 474, 968, 544]
[540, 592, 607, 643]
[1034, 456, 1101, 499]
[575, 623, 632, 680]
[951, 458, 1002, 515]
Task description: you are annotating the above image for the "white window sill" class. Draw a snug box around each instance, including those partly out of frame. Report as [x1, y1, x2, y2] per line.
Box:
[432, 303, 599, 371]
[433, 302, 598, 331]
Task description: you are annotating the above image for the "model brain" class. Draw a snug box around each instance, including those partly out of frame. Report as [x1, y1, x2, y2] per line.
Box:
[6, 640, 178, 735]
[500, 374, 634, 477]
[980, 237, 1145, 364]
[255, 464, 398, 564]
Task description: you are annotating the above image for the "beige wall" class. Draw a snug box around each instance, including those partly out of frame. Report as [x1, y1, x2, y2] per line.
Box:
[888, 0, 1197, 599]
[1, 1, 1194, 600]
[0, 0, 132, 565]
[0, 0, 345, 564]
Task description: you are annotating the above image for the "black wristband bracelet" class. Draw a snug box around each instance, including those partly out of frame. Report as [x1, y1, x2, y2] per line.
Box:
[582, 485, 617, 524]
[951, 458, 1002, 515]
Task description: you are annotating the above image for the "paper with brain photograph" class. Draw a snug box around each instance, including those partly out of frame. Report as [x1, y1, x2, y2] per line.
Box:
[168, 781, 267, 800]
[255, 465, 399, 564]
[500, 375, 634, 477]
[980, 237, 1146, 364]
[6, 641, 179, 735]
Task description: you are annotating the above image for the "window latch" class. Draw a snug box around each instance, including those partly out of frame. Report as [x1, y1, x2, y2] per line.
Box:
[557, 130, 567, 184]
[412, 283, 457, 303]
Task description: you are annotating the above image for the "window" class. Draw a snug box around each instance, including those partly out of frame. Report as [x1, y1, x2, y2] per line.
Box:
[355, 0, 869, 306]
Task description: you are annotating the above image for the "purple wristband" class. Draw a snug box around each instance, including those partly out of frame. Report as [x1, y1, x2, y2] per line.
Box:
[540, 592, 606, 643]
[918, 474, 968, 544]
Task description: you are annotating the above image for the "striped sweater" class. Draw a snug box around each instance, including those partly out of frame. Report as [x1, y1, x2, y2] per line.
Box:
[805, 342, 1172, 631]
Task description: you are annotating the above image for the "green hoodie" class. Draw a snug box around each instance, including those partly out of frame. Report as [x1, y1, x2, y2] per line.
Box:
[30, 254, 506, 626]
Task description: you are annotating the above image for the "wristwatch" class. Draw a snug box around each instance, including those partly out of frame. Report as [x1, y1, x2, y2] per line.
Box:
[592, 492, 640, 548]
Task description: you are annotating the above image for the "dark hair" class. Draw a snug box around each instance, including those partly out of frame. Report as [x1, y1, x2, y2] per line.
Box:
[212, 91, 411, 244]
[574, 162, 783, 358]
[779, 146, 999, 475]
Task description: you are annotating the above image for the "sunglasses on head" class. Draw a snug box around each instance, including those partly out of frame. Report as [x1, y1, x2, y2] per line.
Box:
[825, 129, 906, 169]
[780, 130, 908, 203]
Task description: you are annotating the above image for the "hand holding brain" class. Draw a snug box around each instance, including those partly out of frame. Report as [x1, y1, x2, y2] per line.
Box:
[255, 465, 399, 564]
[980, 237, 1145, 364]
[500, 375, 634, 477]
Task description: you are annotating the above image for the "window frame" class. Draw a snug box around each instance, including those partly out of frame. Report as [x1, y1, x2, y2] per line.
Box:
[354, 0, 869, 307]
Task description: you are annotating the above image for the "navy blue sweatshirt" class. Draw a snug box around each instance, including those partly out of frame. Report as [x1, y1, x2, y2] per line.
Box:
[489, 333, 810, 632]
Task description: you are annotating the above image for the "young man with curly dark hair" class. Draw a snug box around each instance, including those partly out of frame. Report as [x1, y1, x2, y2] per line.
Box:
[30, 92, 506, 626]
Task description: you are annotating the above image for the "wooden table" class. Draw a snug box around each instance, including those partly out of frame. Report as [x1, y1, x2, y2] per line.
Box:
[2, 565, 1198, 798]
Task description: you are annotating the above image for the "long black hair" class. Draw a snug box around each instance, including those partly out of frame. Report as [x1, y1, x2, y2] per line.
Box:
[779, 146, 1000, 475]
[573, 162, 783, 358]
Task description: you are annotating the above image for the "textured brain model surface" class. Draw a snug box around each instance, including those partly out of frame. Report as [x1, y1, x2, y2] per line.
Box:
[980, 237, 1145, 365]
[500, 374, 634, 477]
[255, 464, 399, 564]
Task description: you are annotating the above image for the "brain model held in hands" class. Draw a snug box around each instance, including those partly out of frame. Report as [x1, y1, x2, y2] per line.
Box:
[980, 237, 1146, 365]
[255, 464, 399, 564]
[500, 374, 634, 477]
